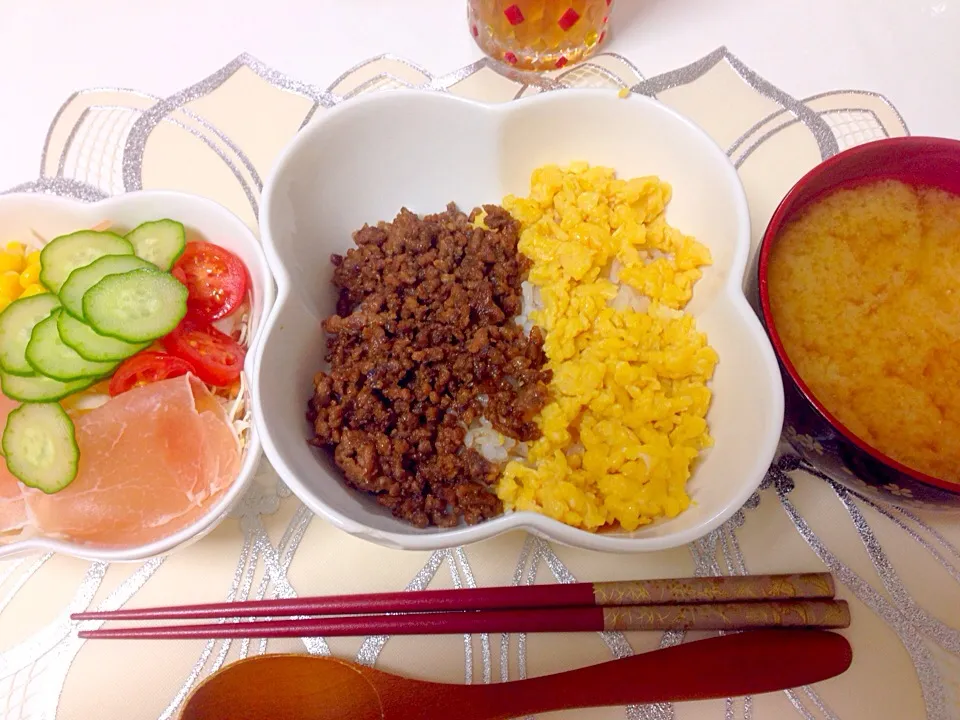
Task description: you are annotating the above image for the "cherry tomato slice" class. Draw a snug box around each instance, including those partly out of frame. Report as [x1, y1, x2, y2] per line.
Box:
[109, 351, 198, 396]
[163, 321, 246, 387]
[172, 241, 248, 322]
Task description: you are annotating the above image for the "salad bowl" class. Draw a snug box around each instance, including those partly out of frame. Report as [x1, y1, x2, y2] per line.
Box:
[0, 190, 274, 562]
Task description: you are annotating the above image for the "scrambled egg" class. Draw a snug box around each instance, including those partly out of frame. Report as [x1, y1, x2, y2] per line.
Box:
[497, 163, 718, 532]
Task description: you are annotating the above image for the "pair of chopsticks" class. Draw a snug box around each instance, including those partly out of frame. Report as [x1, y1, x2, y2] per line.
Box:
[73, 572, 849, 640]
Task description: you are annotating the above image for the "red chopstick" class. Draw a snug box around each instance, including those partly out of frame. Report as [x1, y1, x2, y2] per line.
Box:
[77, 599, 850, 640]
[70, 572, 834, 622]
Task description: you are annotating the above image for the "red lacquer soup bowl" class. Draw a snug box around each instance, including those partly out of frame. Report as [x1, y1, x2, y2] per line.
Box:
[758, 136, 960, 511]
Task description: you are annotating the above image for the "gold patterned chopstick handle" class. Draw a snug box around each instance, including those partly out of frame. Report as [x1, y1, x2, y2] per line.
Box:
[592, 573, 835, 606]
[602, 600, 850, 631]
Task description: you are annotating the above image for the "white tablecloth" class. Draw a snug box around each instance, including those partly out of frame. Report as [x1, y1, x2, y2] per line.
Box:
[2, 0, 958, 193]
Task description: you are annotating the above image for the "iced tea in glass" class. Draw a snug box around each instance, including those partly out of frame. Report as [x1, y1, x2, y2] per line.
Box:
[468, 0, 613, 72]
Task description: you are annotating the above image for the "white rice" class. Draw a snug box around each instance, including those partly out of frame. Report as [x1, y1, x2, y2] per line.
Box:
[466, 264, 648, 465]
[462, 281, 543, 464]
[515, 280, 539, 336]
[608, 258, 651, 313]
[464, 417, 523, 464]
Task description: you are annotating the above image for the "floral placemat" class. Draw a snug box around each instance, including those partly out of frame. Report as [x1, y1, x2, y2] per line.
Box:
[1, 48, 959, 720]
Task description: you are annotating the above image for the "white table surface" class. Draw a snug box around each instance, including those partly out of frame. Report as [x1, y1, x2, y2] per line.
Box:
[1, 0, 958, 193]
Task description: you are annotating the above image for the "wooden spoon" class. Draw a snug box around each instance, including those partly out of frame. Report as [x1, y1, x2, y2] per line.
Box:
[179, 629, 852, 720]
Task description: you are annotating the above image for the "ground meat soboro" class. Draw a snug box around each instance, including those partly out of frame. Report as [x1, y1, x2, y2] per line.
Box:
[308, 204, 551, 528]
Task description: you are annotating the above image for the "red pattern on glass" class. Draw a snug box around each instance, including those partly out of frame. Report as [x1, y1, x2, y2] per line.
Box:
[504, 4, 525, 25]
[468, 0, 611, 71]
[555, 56, 569, 68]
[504, 51, 519, 64]
[599, 30, 606, 43]
[558, 8, 581, 30]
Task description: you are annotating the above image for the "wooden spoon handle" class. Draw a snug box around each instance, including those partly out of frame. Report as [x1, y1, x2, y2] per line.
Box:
[388, 630, 851, 720]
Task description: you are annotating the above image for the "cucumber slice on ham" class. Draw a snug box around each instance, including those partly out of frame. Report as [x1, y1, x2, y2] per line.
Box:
[39, 230, 134, 293]
[26, 310, 117, 381]
[1, 402, 79, 493]
[0, 293, 61, 376]
[125, 219, 187, 271]
[59, 254, 154, 319]
[82, 268, 188, 343]
[57, 310, 149, 362]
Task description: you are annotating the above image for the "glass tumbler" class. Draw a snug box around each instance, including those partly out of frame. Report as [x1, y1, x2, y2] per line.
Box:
[468, 0, 613, 72]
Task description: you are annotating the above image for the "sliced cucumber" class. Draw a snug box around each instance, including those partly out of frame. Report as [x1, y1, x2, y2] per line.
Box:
[0, 293, 61, 376]
[2, 402, 79, 493]
[83, 268, 188, 343]
[0, 370, 95, 402]
[56, 309, 149, 362]
[26, 310, 117, 381]
[125, 219, 187, 271]
[39, 230, 134, 293]
[59, 254, 153, 319]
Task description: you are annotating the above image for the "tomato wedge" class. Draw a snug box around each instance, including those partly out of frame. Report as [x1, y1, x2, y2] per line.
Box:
[109, 351, 198, 396]
[164, 321, 246, 387]
[173, 241, 248, 322]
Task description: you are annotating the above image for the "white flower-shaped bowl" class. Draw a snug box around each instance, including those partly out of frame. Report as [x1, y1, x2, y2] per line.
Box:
[0, 191, 274, 562]
[256, 89, 784, 553]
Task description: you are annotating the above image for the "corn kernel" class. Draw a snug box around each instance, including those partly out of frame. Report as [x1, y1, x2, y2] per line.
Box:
[4, 242, 24, 255]
[25, 250, 41, 266]
[0, 271, 20, 299]
[19, 263, 41, 289]
[0, 297, 10, 313]
[19, 285, 47, 298]
[0, 253, 23, 274]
